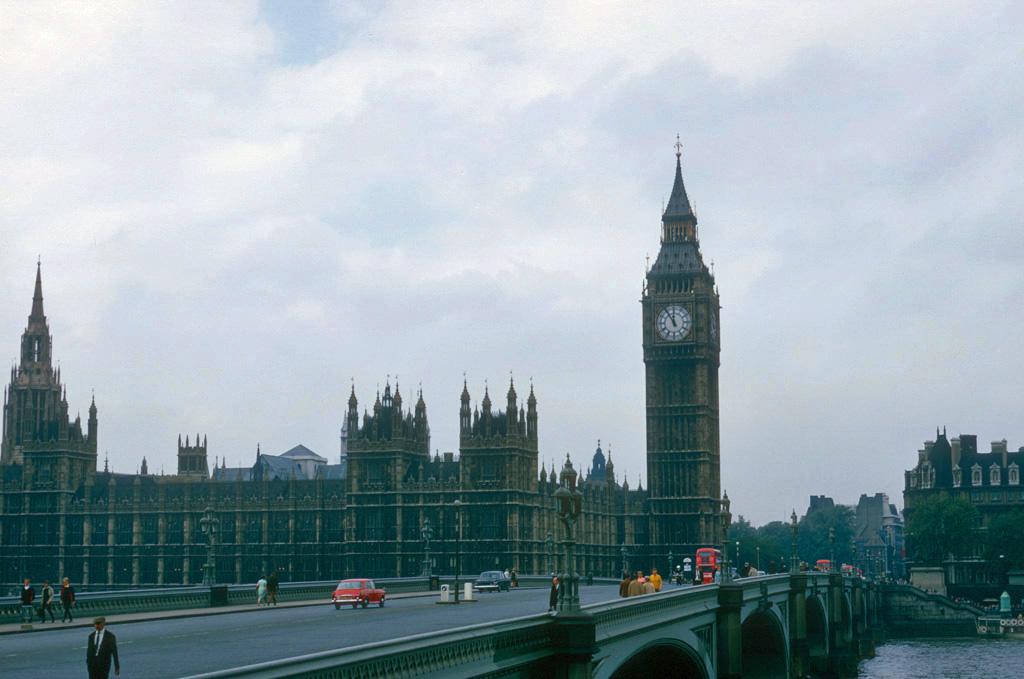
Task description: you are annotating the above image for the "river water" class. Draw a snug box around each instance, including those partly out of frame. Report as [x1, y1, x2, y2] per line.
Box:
[858, 638, 1023, 677]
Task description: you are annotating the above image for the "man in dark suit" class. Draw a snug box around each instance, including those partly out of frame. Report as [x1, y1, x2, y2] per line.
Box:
[86, 617, 120, 678]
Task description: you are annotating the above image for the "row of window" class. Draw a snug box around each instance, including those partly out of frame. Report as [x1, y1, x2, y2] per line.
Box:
[914, 462, 1020, 489]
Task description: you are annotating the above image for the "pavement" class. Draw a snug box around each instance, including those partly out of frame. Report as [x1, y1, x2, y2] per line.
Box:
[0, 584, 622, 678]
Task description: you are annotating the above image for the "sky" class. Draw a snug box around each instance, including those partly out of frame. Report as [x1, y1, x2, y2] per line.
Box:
[1, 1, 1022, 525]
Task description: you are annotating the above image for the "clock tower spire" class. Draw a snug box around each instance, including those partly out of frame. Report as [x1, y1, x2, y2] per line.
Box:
[642, 139, 725, 563]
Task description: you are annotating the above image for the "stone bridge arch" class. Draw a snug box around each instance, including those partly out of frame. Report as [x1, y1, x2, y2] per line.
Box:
[609, 639, 708, 679]
[806, 593, 829, 674]
[740, 607, 788, 679]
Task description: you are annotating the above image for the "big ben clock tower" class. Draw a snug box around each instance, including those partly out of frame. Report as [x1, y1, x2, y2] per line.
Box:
[642, 140, 727, 562]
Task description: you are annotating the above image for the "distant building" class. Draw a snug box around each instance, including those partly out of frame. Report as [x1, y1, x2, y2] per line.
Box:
[806, 495, 835, 516]
[904, 429, 1024, 589]
[0, 151, 729, 587]
[853, 493, 904, 580]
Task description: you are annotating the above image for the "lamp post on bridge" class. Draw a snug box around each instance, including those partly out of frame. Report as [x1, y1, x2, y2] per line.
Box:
[554, 454, 582, 612]
[421, 517, 433, 577]
[829, 527, 836, 571]
[545, 530, 554, 575]
[735, 540, 741, 575]
[790, 510, 799, 574]
[620, 544, 628, 577]
[756, 546, 760, 573]
[668, 551, 674, 582]
[199, 506, 219, 586]
[453, 499, 463, 603]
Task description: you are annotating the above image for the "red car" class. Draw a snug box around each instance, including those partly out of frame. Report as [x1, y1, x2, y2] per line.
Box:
[332, 578, 385, 609]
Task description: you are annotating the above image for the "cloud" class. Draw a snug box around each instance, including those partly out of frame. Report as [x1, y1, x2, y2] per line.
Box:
[0, 0, 1022, 523]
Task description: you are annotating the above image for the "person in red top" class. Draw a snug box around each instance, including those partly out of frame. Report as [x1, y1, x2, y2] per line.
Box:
[20, 579, 35, 624]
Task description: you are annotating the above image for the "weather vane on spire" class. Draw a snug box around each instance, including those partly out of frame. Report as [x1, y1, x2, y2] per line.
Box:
[674, 134, 682, 159]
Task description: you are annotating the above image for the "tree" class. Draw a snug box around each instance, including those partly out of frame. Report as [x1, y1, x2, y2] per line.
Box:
[984, 510, 1024, 577]
[797, 505, 856, 566]
[905, 494, 979, 565]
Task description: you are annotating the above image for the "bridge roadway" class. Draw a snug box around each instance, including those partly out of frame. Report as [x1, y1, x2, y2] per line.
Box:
[2, 584, 621, 678]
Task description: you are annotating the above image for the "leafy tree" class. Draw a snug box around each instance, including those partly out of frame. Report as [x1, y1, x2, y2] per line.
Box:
[797, 505, 856, 566]
[757, 521, 794, 572]
[905, 494, 979, 565]
[984, 510, 1024, 575]
[726, 516, 795, 572]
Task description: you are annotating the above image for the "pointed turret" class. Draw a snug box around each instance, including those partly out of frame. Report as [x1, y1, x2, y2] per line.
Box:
[526, 381, 538, 440]
[30, 260, 45, 320]
[459, 377, 472, 434]
[506, 375, 518, 428]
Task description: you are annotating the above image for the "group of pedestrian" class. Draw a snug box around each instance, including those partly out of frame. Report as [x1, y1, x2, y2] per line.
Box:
[256, 569, 280, 606]
[619, 568, 663, 597]
[19, 577, 77, 624]
[503, 568, 519, 588]
[19, 577, 120, 677]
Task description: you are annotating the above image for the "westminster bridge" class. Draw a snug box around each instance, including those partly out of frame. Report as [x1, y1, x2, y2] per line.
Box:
[185, 572, 879, 679]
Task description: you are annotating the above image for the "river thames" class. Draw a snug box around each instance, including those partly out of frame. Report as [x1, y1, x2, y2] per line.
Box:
[858, 638, 1023, 677]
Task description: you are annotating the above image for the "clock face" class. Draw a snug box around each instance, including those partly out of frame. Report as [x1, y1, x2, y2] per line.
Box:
[657, 305, 691, 341]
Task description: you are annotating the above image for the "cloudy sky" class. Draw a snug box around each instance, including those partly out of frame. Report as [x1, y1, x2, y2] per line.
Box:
[1, 1, 1021, 524]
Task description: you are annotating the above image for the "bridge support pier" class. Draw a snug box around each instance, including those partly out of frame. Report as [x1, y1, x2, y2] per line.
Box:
[852, 580, 874, 659]
[550, 611, 596, 679]
[788, 573, 809, 678]
[716, 584, 744, 679]
[827, 574, 856, 677]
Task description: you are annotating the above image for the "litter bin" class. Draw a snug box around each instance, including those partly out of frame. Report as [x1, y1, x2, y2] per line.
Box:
[209, 585, 229, 607]
[429, 575, 440, 591]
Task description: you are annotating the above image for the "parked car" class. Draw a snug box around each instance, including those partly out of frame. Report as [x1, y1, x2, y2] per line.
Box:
[333, 578, 385, 609]
[473, 571, 511, 592]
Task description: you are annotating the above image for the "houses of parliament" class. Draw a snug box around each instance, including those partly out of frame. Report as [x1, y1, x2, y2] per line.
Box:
[0, 151, 730, 588]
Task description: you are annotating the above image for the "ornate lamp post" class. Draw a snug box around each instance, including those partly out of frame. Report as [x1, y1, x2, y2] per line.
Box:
[720, 537, 732, 584]
[790, 510, 799, 574]
[829, 527, 836, 571]
[421, 517, 434, 577]
[545, 530, 554, 575]
[620, 544, 628, 577]
[735, 540, 741, 574]
[199, 506, 219, 586]
[554, 454, 582, 612]
[668, 550, 674, 582]
[453, 500, 463, 603]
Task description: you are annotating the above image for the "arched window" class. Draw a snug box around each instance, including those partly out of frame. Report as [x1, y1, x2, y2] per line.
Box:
[990, 465, 1002, 486]
[971, 465, 983, 487]
[1009, 464, 1019, 486]
[953, 467, 962, 487]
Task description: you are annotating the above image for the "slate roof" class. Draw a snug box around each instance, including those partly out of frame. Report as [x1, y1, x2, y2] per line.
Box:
[255, 454, 305, 481]
[280, 444, 326, 462]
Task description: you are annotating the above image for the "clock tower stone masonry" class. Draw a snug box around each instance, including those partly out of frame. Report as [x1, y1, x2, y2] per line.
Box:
[642, 143, 729, 562]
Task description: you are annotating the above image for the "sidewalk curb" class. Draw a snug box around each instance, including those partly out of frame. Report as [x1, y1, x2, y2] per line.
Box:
[0, 591, 438, 636]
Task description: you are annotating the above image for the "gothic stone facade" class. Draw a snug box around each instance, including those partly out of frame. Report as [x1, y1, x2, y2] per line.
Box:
[1, 154, 728, 588]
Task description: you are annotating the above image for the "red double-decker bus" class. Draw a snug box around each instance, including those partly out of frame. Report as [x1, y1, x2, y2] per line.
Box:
[695, 547, 722, 584]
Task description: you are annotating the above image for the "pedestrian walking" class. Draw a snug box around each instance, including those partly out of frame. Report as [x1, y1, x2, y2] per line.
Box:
[86, 617, 121, 679]
[548, 576, 560, 612]
[642, 577, 656, 595]
[267, 569, 279, 606]
[60, 577, 76, 622]
[650, 568, 663, 592]
[619, 572, 632, 597]
[627, 572, 644, 597]
[38, 580, 55, 622]
[256, 575, 268, 606]
[511, 568, 518, 588]
[20, 579, 35, 623]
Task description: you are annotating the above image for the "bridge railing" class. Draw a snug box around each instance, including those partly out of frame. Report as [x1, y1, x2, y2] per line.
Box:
[0, 577, 429, 624]
[185, 610, 556, 678]
[0, 575, 613, 624]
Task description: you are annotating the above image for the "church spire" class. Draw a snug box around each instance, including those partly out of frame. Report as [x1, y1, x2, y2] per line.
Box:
[31, 259, 45, 320]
